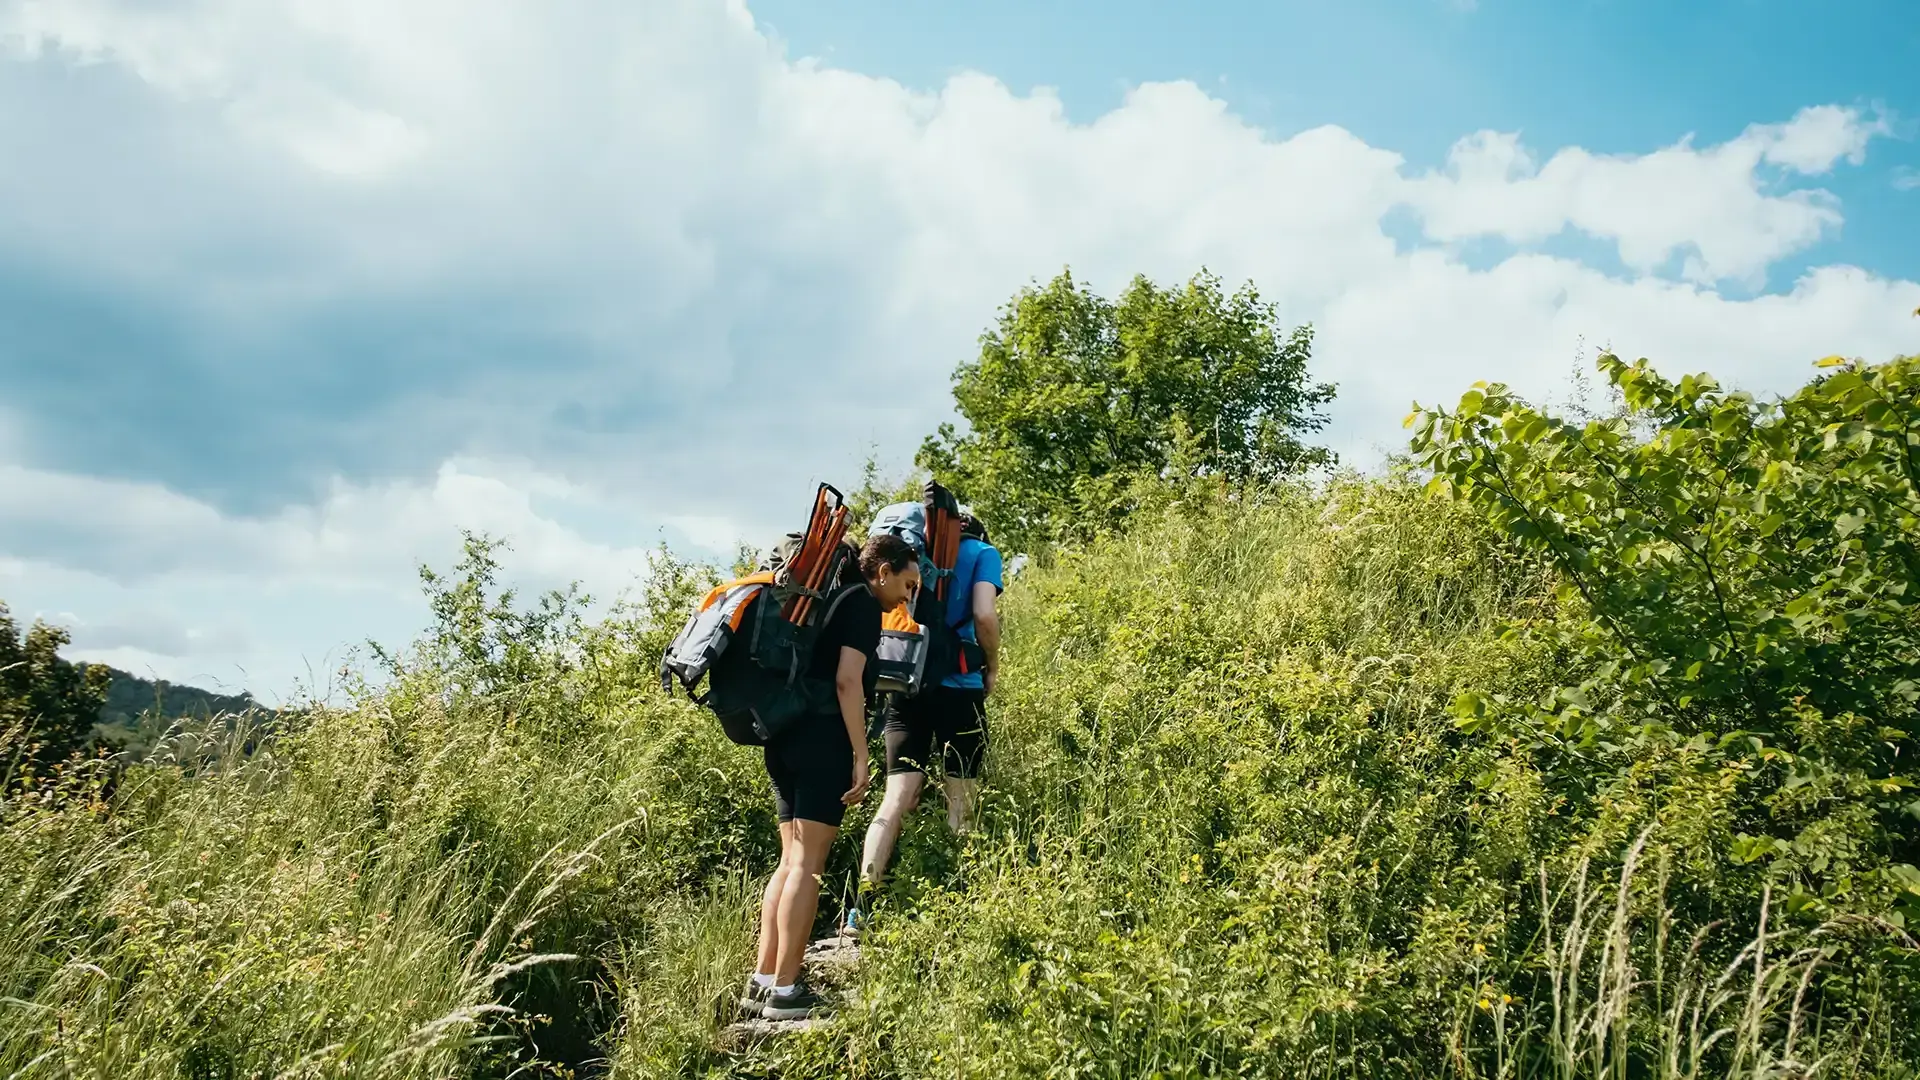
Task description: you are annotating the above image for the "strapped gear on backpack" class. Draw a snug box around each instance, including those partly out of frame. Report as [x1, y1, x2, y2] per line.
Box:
[865, 481, 987, 698]
[925, 482, 963, 603]
[659, 484, 860, 746]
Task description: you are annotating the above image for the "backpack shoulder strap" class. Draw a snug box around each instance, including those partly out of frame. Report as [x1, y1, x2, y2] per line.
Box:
[785, 583, 869, 690]
[818, 582, 866, 627]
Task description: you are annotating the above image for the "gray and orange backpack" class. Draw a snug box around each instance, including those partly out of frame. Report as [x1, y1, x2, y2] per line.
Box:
[658, 484, 866, 746]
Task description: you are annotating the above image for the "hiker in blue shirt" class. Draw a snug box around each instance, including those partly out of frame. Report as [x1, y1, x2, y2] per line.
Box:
[848, 506, 1003, 931]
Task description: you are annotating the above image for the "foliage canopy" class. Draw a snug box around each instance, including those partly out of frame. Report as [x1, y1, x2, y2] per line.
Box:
[918, 267, 1335, 552]
[1409, 350, 1920, 925]
[0, 603, 110, 779]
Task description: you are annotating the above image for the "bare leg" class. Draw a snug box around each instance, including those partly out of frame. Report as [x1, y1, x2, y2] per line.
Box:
[755, 820, 796, 977]
[859, 771, 925, 887]
[943, 776, 981, 834]
[773, 818, 839, 985]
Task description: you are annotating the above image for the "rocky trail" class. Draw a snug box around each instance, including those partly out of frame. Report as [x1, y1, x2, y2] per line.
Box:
[717, 932, 865, 1050]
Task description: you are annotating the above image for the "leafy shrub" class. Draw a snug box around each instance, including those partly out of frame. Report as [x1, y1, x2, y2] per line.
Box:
[1, 603, 112, 777]
[1408, 351, 1920, 930]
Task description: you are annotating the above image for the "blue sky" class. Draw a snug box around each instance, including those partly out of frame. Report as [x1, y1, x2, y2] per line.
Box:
[0, 0, 1915, 703]
[751, 0, 1919, 286]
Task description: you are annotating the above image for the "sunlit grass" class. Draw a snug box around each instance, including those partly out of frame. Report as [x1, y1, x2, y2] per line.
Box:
[0, 480, 1911, 1077]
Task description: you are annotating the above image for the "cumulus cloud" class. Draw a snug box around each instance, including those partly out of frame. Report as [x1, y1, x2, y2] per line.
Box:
[54, 610, 249, 660]
[0, 0, 1915, 699]
[0, 457, 683, 700]
[0, 459, 678, 589]
[1321, 260, 1919, 459]
[1402, 106, 1892, 285]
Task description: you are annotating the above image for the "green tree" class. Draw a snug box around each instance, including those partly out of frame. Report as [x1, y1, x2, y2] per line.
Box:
[0, 601, 112, 778]
[366, 533, 589, 737]
[918, 267, 1335, 552]
[1408, 349, 1920, 922]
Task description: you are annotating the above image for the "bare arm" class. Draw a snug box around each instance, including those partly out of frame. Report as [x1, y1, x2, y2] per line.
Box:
[972, 580, 1001, 695]
[836, 646, 871, 803]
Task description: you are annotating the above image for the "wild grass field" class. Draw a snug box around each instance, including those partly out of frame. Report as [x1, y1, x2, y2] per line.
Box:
[4, 471, 1914, 1077]
[2, 271, 1915, 1077]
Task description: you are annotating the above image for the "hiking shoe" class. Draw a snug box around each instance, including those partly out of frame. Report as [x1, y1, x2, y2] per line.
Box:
[761, 981, 831, 1021]
[737, 980, 769, 1019]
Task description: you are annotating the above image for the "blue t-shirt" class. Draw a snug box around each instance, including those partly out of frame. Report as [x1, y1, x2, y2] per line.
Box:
[942, 536, 1004, 690]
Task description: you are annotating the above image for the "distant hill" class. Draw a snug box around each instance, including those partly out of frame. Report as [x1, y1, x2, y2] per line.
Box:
[77, 664, 260, 756]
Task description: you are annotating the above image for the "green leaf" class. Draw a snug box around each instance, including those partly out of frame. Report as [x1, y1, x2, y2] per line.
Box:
[1729, 834, 1782, 865]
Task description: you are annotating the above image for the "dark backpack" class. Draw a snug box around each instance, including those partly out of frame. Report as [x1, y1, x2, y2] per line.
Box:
[659, 486, 862, 746]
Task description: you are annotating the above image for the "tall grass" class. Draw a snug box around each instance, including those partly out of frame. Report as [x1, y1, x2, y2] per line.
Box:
[0, 479, 1911, 1077]
[771, 481, 1915, 1078]
[1456, 830, 1915, 1080]
[0, 709, 636, 1075]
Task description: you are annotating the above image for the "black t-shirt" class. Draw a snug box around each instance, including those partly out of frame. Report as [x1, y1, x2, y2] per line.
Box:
[806, 581, 881, 705]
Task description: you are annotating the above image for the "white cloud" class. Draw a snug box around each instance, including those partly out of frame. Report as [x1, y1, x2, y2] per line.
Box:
[0, 458, 676, 702]
[1322, 259, 1920, 460]
[0, 0, 1915, 701]
[0, 456, 680, 592]
[665, 514, 755, 555]
[53, 609, 250, 660]
[1752, 104, 1888, 173]
[1403, 106, 1891, 285]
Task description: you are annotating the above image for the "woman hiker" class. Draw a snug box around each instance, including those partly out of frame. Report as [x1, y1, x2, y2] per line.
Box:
[742, 533, 921, 1021]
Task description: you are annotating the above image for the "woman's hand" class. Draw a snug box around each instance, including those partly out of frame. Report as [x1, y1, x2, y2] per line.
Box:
[843, 754, 871, 806]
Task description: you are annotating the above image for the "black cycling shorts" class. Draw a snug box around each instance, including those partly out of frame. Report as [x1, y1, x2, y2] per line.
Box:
[764, 712, 854, 829]
[883, 686, 988, 780]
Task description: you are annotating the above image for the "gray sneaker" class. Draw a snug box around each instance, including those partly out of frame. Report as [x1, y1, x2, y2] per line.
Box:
[761, 981, 831, 1021]
[737, 979, 769, 1019]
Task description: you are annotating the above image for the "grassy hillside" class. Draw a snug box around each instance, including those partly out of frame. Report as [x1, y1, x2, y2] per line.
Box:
[1, 475, 1911, 1077]
[77, 663, 259, 757]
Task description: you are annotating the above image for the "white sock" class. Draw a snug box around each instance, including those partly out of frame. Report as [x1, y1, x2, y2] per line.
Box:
[772, 983, 798, 998]
[751, 973, 775, 989]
